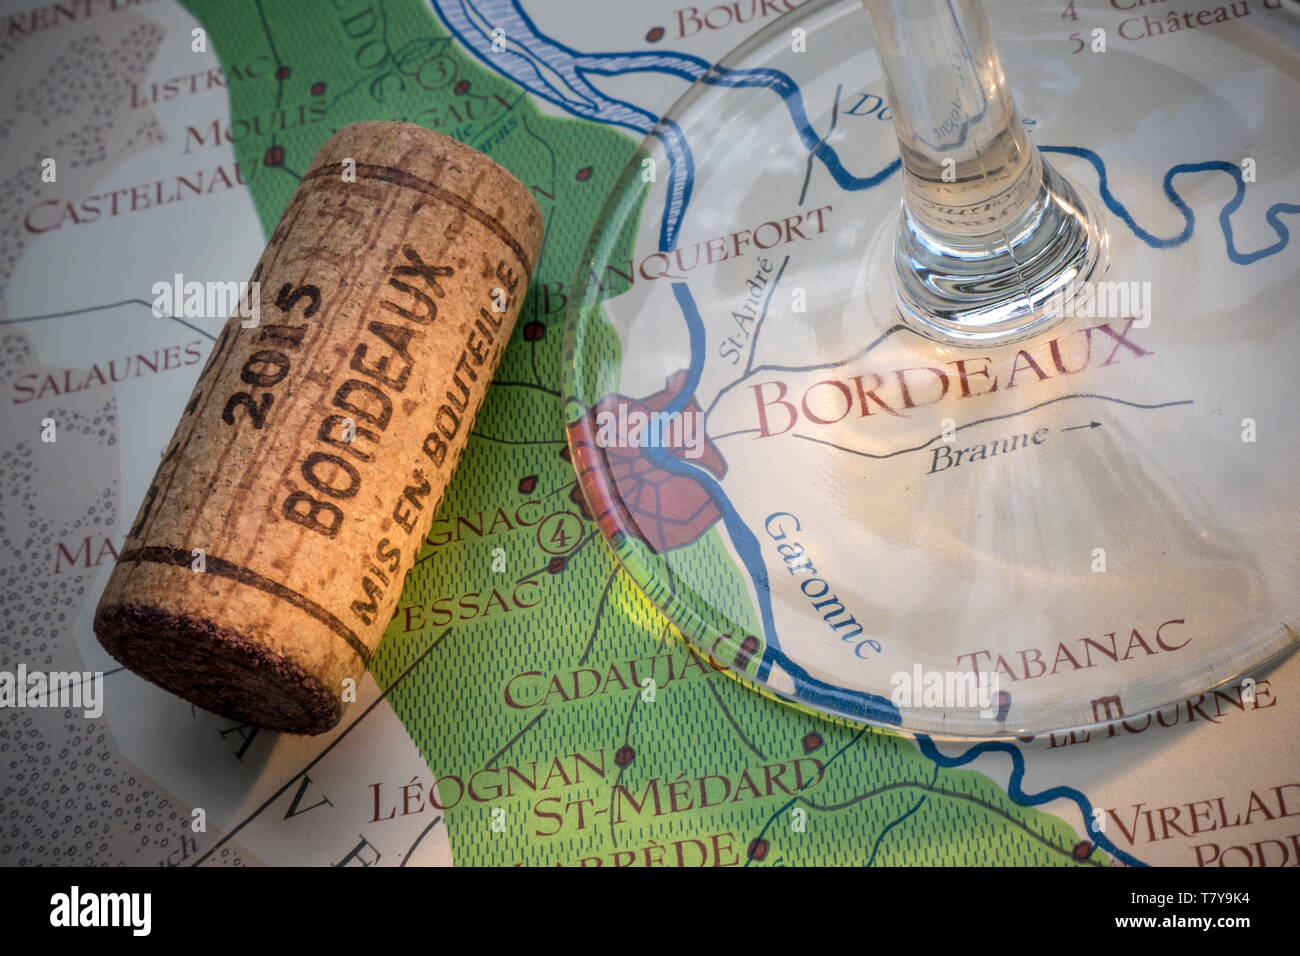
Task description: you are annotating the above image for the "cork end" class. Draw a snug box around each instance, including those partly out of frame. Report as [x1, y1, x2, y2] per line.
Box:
[309, 121, 545, 264]
[94, 604, 343, 735]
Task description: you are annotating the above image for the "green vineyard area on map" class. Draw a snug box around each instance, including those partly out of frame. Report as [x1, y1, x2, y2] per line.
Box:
[187, 0, 1107, 866]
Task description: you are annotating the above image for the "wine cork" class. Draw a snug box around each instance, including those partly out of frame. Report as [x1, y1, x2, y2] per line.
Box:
[93, 122, 543, 734]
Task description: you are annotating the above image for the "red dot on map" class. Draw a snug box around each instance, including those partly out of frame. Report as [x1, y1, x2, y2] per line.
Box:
[454, 80, 470, 95]
[734, 634, 758, 668]
[747, 838, 770, 862]
[311, 81, 325, 95]
[275, 65, 290, 80]
[263, 146, 284, 167]
[522, 321, 545, 341]
[801, 731, 823, 754]
[615, 745, 635, 767]
[1072, 840, 1093, 861]
[518, 475, 538, 494]
[568, 485, 591, 519]
[547, 556, 567, 574]
[575, 166, 593, 182]
[646, 26, 665, 43]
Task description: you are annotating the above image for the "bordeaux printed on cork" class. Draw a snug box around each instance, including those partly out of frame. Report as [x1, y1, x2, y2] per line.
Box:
[93, 122, 545, 735]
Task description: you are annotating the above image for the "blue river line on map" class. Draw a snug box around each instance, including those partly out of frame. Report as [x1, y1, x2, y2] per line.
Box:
[431, 0, 1300, 867]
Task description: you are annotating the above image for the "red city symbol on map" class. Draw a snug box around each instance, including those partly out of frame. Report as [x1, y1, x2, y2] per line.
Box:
[569, 370, 726, 553]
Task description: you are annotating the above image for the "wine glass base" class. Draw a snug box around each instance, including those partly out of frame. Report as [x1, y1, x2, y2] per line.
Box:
[563, 0, 1300, 736]
[892, 160, 1110, 346]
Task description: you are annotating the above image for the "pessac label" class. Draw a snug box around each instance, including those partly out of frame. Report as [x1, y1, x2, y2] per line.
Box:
[117, 155, 535, 668]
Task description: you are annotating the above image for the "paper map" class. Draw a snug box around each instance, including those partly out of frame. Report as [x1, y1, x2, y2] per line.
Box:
[1, 0, 1297, 867]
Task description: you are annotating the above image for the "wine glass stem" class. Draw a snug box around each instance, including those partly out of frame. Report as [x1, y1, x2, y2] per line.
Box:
[860, 0, 1108, 344]
[861, 0, 1038, 245]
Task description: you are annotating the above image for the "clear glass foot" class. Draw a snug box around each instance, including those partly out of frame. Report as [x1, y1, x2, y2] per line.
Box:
[563, 0, 1300, 736]
[892, 157, 1108, 344]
